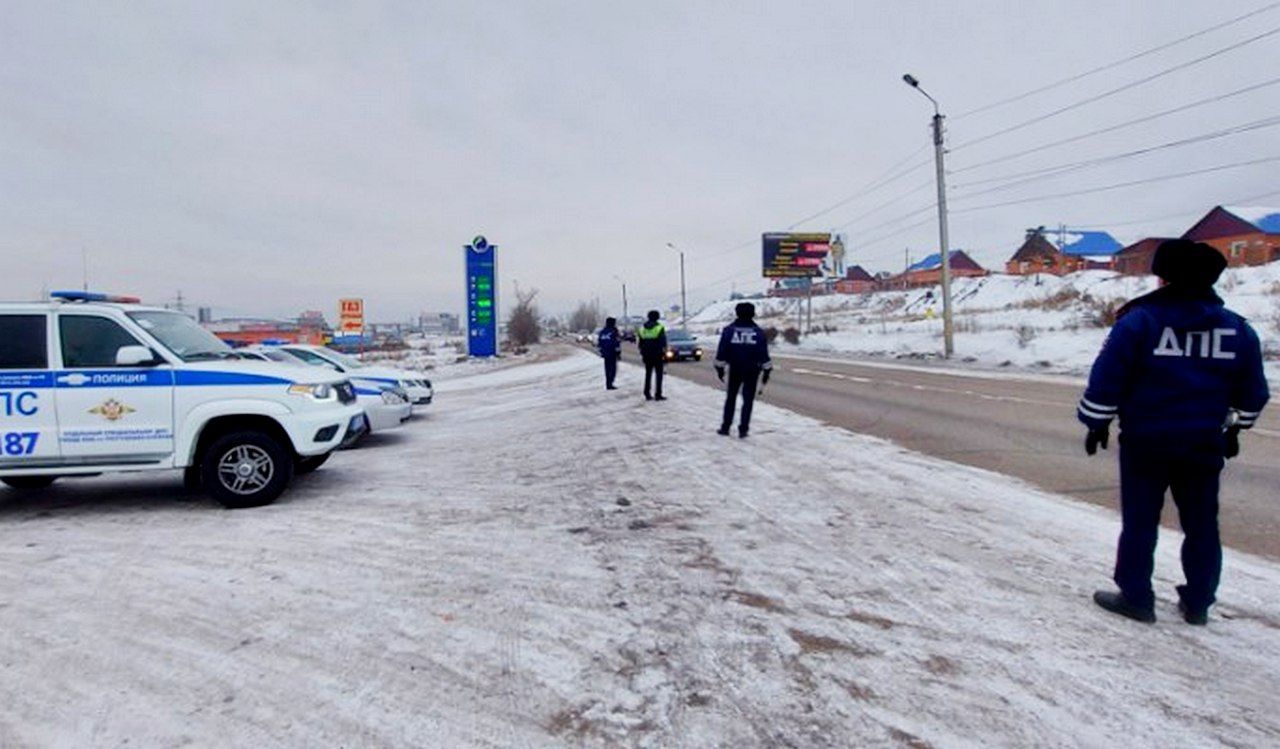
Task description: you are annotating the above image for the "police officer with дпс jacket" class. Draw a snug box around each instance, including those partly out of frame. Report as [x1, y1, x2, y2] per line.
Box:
[1080, 239, 1269, 626]
[715, 302, 772, 438]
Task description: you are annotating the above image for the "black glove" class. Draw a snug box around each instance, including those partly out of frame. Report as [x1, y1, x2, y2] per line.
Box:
[1224, 426, 1241, 459]
[762, 369, 771, 386]
[1085, 427, 1109, 456]
[715, 366, 725, 383]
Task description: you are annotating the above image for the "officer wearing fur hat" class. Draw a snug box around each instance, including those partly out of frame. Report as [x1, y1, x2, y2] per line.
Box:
[715, 302, 772, 438]
[1080, 239, 1269, 625]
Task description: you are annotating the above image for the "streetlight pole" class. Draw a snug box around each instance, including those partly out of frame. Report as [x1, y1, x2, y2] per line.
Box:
[612, 274, 629, 323]
[665, 242, 688, 330]
[903, 73, 954, 358]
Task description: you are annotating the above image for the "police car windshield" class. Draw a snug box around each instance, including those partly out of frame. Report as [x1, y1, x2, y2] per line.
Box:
[128, 311, 234, 362]
[668, 330, 693, 341]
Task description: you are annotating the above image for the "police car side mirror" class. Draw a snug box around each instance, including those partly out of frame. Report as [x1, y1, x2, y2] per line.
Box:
[116, 345, 160, 367]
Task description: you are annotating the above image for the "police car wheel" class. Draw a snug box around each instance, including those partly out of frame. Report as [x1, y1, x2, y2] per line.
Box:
[202, 431, 293, 509]
[295, 453, 330, 475]
[2, 476, 56, 491]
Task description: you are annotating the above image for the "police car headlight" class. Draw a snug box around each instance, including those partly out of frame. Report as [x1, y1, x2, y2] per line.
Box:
[381, 388, 408, 405]
[288, 383, 335, 401]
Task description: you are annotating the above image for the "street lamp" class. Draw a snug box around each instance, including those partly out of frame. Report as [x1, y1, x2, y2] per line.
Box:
[665, 242, 688, 330]
[903, 73, 955, 358]
[612, 274, 629, 324]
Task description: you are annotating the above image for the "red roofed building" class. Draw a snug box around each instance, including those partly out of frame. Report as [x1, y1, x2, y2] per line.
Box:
[1182, 205, 1280, 267]
[894, 250, 987, 289]
[1114, 237, 1176, 276]
[835, 265, 877, 294]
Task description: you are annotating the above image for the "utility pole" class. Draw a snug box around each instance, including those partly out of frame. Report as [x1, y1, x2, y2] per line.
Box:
[613, 275, 628, 323]
[903, 74, 954, 358]
[82, 248, 89, 292]
[665, 242, 688, 330]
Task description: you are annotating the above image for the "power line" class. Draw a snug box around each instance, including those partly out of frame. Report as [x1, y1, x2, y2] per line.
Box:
[784, 147, 931, 229]
[1067, 187, 1280, 230]
[844, 200, 937, 238]
[951, 115, 1280, 196]
[954, 1, 1280, 119]
[952, 25, 1280, 152]
[829, 177, 935, 231]
[952, 156, 1280, 214]
[950, 76, 1280, 176]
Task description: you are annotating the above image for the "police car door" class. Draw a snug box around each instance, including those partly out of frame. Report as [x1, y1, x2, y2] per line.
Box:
[53, 312, 176, 463]
[0, 312, 60, 465]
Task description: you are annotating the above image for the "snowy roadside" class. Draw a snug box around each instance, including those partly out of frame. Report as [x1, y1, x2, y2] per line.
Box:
[690, 266, 1280, 386]
[1, 348, 1278, 747]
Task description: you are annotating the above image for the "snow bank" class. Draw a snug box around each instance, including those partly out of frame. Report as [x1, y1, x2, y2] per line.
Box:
[1, 349, 1277, 747]
[694, 266, 1280, 381]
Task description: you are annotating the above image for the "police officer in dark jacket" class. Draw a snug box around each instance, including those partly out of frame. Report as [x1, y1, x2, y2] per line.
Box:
[636, 310, 667, 401]
[1081, 240, 1269, 625]
[597, 317, 622, 390]
[715, 302, 772, 438]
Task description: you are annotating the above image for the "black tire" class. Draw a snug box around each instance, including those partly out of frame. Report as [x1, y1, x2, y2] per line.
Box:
[200, 430, 293, 509]
[295, 452, 331, 475]
[2, 476, 56, 490]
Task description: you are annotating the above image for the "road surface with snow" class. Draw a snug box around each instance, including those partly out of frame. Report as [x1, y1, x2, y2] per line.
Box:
[661, 350, 1280, 560]
[1, 348, 1278, 747]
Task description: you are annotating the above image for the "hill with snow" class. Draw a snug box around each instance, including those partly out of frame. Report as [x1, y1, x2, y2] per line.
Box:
[689, 265, 1280, 382]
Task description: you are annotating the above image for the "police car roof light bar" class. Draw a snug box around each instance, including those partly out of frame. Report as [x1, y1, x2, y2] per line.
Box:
[50, 290, 143, 304]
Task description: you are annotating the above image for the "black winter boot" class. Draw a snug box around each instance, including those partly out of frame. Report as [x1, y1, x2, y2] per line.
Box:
[1093, 590, 1156, 623]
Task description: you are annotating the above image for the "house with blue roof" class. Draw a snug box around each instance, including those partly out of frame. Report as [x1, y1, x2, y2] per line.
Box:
[1116, 205, 1280, 275]
[1006, 227, 1122, 276]
[896, 250, 987, 288]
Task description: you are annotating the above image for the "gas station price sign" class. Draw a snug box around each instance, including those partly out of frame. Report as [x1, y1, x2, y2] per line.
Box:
[762, 232, 832, 278]
[466, 236, 498, 357]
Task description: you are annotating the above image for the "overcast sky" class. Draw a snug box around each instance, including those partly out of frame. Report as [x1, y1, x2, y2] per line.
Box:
[3, 1, 1278, 323]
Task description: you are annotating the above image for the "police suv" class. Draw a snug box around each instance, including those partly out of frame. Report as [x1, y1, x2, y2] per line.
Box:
[0, 292, 366, 508]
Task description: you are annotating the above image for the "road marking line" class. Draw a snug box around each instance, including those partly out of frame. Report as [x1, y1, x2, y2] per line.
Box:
[788, 366, 1069, 408]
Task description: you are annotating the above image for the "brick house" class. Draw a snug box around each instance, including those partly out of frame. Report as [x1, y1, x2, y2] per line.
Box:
[897, 250, 987, 288]
[1006, 228, 1122, 275]
[1114, 237, 1175, 276]
[1181, 205, 1280, 267]
[834, 265, 877, 294]
[1006, 230, 1060, 275]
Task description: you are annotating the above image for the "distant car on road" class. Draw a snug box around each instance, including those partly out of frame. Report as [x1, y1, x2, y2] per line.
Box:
[664, 329, 703, 362]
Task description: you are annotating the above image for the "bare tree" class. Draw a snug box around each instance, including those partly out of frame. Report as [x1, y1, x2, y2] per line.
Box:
[507, 285, 541, 348]
[567, 300, 600, 332]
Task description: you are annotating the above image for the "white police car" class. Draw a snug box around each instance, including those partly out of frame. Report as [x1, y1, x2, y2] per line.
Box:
[0, 292, 365, 508]
[276, 344, 434, 406]
[238, 345, 412, 433]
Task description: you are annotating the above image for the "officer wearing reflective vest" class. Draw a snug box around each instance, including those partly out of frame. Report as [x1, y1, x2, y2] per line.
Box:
[636, 310, 668, 401]
[597, 317, 622, 390]
[715, 302, 772, 438]
[1080, 239, 1269, 625]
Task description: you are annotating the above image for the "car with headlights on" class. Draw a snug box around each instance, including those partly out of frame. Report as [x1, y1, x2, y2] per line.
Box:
[239, 346, 413, 433]
[274, 344, 434, 406]
[663, 329, 704, 362]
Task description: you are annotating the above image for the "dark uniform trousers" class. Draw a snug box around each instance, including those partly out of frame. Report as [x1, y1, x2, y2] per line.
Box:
[603, 355, 617, 388]
[643, 360, 663, 398]
[1116, 435, 1224, 612]
[721, 367, 761, 433]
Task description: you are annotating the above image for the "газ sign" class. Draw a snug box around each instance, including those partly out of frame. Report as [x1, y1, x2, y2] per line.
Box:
[339, 298, 364, 334]
[762, 232, 832, 278]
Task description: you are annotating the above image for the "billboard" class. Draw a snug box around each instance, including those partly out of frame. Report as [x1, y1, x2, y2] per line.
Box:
[338, 298, 364, 334]
[762, 232, 832, 278]
[466, 236, 498, 357]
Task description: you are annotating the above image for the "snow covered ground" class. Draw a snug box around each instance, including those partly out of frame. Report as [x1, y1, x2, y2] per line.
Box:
[2, 348, 1279, 747]
[691, 265, 1280, 384]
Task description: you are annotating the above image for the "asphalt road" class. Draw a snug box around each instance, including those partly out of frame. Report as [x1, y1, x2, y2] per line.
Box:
[658, 352, 1280, 560]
